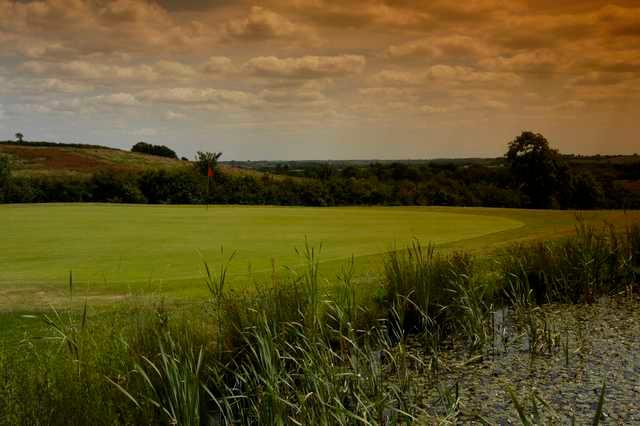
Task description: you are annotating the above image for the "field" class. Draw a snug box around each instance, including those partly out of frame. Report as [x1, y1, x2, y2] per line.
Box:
[1, 203, 637, 309]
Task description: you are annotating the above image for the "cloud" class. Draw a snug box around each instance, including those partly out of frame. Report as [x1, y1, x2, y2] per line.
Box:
[271, 0, 433, 29]
[372, 66, 521, 87]
[596, 5, 640, 38]
[577, 49, 640, 72]
[259, 88, 329, 108]
[8, 92, 139, 116]
[370, 70, 423, 86]
[132, 128, 158, 136]
[138, 88, 261, 109]
[359, 87, 416, 98]
[387, 35, 493, 61]
[91, 93, 139, 107]
[223, 6, 318, 44]
[1, 0, 639, 156]
[20, 60, 160, 81]
[19, 42, 77, 60]
[420, 104, 460, 114]
[2, 77, 94, 94]
[164, 110, 187, 120]
[7, 103, 54, 115]
[42, 98, 89, 115]
[567, 71, 636, 87]
[155, 60, 198, 79]
[0, 0, 214, 56]
[202, 56, 235, 74]
[480, 50, 561, 73]
[525, 99, 587, 112]
[243, 55, 366, 79]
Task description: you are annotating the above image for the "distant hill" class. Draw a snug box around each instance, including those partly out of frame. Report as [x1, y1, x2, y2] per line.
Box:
[0, 141, 257, 178]
[0, 141, 183, 177]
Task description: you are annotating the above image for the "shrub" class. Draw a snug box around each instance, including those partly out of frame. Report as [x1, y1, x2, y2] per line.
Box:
[3, 175, 91, 203]
[139, 168, 204, 204]
[0, 154, 10, 201]
[90, 170, 146, 203]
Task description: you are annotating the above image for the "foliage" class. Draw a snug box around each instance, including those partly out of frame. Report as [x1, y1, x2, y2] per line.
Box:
[194, 151, 222, 176]
[380, 242, 481, 344]
[506, 131, 571, 208]
[91, 170, 146, 203]
[501, 220, 637, 304]
[3, 131, 640, 209]
[131, 142, 178, 159]
[569, 171, 604, 209]
[0, 154, 10, 200]
[138, 168, 204, 203]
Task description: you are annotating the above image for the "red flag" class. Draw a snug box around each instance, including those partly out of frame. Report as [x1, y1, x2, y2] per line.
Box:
[207, 166, 214, 177]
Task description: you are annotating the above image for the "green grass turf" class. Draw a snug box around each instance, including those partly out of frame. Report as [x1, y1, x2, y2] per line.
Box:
[0, 204, 638, 309]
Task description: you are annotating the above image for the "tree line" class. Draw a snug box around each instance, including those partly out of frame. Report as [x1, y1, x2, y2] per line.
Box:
[0, 132, 638, 209]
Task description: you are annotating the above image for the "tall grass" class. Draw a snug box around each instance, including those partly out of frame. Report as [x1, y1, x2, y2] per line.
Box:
[501, 220, 637, 304]
[381, 241, 492, 351]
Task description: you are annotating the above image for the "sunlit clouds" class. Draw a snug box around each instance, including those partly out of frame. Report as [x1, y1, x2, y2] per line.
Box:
[1, 0, 639, 159]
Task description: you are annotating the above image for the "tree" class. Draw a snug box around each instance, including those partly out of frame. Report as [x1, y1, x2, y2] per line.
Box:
[194, 151, 223, 176]
[570, 171, 604, 209]
[131, 141, 177, 159]
[506, 131, 569, 208]
[15, 133, 23, 143]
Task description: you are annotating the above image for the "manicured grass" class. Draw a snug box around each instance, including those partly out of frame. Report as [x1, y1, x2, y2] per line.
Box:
[0, 204, 637, 307]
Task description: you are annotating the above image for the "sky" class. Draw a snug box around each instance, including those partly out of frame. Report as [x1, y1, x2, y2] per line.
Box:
[0, 0, 639, 160]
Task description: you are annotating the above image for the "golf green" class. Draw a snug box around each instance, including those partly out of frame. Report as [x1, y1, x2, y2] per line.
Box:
[1, 204, 636, 305]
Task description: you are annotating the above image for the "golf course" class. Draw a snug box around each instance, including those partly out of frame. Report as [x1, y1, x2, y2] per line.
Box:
[1, 203, 637, 308]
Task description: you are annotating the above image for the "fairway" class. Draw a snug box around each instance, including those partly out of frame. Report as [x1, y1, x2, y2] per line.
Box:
[1, 204, 637, 306]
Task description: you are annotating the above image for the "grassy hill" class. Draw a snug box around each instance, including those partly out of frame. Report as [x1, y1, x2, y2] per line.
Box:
[0, 141, 261, 178]
[0, 141, 184, 177]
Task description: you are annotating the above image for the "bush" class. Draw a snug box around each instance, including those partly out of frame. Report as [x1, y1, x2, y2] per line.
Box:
[3, 175, 91, 203]
[139, 168, 204, 204]
[90, 170, 146, 203]
[569, 172, 604, 209]
[0, 154, 10, 201]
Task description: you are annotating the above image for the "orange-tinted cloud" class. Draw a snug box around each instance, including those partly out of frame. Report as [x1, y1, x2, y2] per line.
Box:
[1, 0, 639, 157]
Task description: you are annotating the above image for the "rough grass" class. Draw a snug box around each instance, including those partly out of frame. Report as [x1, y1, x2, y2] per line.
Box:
[0, 144, 183, 176]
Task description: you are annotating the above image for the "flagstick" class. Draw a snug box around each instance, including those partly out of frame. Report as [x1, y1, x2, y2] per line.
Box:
[207, 164, 213, 211]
